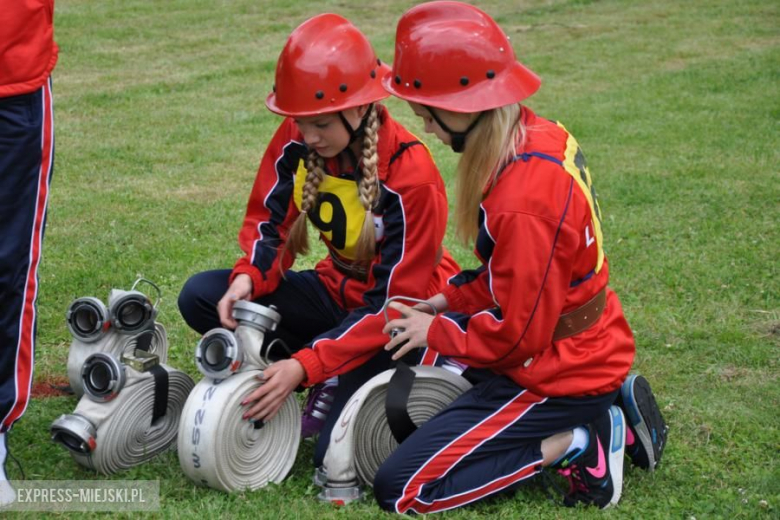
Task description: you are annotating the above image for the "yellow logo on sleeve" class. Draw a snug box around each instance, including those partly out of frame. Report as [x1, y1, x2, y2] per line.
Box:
[293, 159, 367, 260]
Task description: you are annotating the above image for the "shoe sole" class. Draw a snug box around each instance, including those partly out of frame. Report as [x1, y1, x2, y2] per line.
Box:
[606, 405, 626, 508]
[619, 374, 668, 472]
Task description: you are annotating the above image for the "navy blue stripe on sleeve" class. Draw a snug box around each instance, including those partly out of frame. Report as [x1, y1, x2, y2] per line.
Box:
[448, 265, 487, 288]
[251, 141, 307, 276]
[361, 185, 406, 311]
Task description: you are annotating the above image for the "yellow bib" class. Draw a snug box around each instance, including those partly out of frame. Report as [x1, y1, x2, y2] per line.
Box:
[293, 159, 367, 260]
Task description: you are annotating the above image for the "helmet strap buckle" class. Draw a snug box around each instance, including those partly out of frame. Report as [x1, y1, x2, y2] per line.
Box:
[425, 107, 484, 153]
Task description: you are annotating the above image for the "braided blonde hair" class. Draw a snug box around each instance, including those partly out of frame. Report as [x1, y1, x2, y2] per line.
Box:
[354, 104, 380, 263]
[282, 150, 326, 262]
[281, 104, 381, 268]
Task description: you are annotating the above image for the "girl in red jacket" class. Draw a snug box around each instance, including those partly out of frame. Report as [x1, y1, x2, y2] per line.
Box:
[376, 1, 667, 513]
[177, 14, 458, 465]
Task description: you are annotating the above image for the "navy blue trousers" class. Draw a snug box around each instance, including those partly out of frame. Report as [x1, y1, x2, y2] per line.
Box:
[374, 374, 617, 514]
[0, 80, 55, 433]
[178, 268, 395, 466]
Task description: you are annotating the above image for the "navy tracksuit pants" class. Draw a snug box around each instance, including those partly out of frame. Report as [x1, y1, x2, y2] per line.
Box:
[373, 375, 617, 514]
[0, 79, 55, 433]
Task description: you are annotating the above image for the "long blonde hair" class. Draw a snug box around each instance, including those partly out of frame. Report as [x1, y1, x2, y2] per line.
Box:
[455, 103, 525, 244]
[282, 104, 381, 265]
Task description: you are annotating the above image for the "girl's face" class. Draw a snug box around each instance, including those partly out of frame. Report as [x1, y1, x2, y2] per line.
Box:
[294, 106, 367, 158]
[407, 102, 473, 146]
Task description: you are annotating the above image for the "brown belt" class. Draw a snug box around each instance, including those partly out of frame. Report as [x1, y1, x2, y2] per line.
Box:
[329, 250, 369, 282]
[329, 246, 445, 284]
[552, 288, 607, 341]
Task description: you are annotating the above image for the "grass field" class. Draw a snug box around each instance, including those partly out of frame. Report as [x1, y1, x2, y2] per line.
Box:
[5, 0, 778, 518]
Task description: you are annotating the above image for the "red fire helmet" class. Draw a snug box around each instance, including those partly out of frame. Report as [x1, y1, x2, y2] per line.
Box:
[383, 1, 541, 113]
[266, 14, 391, 117]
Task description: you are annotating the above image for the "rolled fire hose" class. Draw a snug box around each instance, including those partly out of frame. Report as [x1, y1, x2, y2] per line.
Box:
[65, 279, 168, 397]
[50, 350, 194, 475]
[318, 296, 471, 503]
[178, 301, 302, 492]
[319, 365, 472, 502]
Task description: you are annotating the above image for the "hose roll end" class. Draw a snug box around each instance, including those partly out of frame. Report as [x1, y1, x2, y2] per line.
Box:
[81, 352, 126, 402]
[232, 301, 281, 332]
[195, 328, 243, 379]
[50, 414, 97, 455]
[317, 483, 364, 505]
[66, 297, 109, 343]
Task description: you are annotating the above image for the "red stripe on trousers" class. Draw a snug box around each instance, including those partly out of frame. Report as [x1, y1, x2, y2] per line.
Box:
[396, 390, 545, 513]
[2, 79, 53, 430]
[420, 348, 439, 366]
[412, 461, 539, 513]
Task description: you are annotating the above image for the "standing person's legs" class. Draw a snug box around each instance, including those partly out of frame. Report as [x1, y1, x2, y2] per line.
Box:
[373, 375, 616, 514]
[178, 269, 347, 354]
[0, 79, 55, 504]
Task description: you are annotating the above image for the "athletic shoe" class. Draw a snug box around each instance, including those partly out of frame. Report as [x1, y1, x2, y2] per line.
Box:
[0, 434, 15, 508]
[559, 406, 626, 509]
[0, 480, 14, 508]
[301, 382, 336, 439]
[616, 374, 668, 471]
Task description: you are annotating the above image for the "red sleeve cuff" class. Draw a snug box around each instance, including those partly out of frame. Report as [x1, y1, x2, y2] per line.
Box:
[230, 265, 267, 300]
[442, 284, 468, 313]
[426, 316, 449, 357]
[291, 349, 325, 387]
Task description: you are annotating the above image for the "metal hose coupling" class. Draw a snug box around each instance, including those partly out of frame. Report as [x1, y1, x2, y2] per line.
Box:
[65, 278, 169, 397]
[194, 301, 281, 379]
[382, 295, 438, 340]
[178, 301, 301, 492]
[50, 350, 195, 475]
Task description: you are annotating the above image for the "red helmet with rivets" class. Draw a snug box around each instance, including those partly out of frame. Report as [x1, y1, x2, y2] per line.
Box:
[383, 1, 541, 113]
[266, 14, 391, 117]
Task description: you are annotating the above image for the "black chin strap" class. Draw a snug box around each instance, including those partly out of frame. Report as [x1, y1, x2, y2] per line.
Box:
[338, 104, 373, 144]
[425, 107, 484, 153]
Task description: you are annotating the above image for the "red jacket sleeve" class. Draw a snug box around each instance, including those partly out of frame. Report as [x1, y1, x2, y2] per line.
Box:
[230, 120, 306, 299]
[293, 178, 450, 385]
[441, 266, 495, 314]
[427, 208, 579, 368]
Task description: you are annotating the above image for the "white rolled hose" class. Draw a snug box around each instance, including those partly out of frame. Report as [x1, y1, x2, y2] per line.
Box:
[51, 352, 194, 475]
[320, 365, 472, 501]
[178, 301, 302, 492]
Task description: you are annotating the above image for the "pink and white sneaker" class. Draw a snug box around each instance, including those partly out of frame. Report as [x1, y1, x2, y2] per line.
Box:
[558, 406, 626, 509]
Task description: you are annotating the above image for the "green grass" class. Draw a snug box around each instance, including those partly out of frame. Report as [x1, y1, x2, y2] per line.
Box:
[5, 0, 778, 517]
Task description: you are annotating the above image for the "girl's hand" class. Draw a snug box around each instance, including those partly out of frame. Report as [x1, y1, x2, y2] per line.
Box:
[241, 359, 306, 422]
[217, 274, 253, 329]
[382, 302, 435, 361]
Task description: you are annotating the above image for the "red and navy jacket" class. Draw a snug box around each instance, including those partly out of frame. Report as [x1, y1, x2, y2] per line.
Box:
[0, 0, 58, 97]
[231, 105, 459, 385]
[429, 106, 635, 397]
